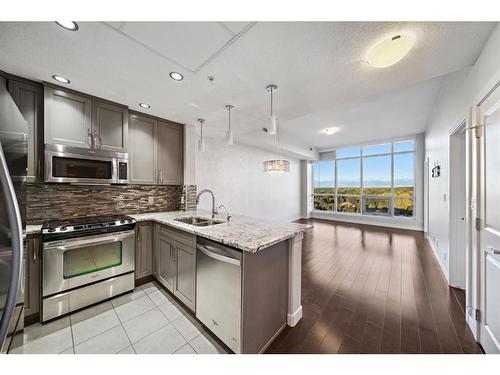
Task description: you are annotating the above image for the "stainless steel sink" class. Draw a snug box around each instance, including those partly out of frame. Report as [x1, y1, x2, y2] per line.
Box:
[175, 217, 224, 227]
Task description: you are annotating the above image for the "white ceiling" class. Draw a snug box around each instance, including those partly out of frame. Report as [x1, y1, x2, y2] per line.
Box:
[0, 21, 496, 157]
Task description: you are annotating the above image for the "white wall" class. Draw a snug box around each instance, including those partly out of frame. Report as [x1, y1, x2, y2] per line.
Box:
[194, 136, 302, 222]
[424, 25, 500, 285]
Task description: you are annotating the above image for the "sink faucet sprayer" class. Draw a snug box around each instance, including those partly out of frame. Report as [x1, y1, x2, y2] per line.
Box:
[218, 205, 231, 222]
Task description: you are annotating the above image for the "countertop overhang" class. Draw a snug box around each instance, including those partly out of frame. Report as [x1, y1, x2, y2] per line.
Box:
[27, 210, 312, 253]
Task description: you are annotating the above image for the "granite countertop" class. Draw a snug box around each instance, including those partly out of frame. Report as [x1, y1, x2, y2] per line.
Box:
[26, 210, 312, 252]
[131, 210, 312, 253]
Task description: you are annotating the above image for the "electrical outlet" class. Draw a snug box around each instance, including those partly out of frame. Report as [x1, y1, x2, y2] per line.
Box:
[148, 197, 155, 204]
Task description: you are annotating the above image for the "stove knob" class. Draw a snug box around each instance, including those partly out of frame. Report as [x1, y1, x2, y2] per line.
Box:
[120, 220, 126, 224]
[60, 226, 67, 231]
[127, 219, 133, 223]
[47, 228, 56, 233]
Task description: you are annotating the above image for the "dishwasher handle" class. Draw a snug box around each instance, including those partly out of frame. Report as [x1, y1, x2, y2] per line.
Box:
[197, 244, 241, 266]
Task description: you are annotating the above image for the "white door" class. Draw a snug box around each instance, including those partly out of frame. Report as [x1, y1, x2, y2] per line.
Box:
[477, 85, 500, 353]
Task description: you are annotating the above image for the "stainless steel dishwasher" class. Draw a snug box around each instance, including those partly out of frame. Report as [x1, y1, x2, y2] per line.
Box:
[196, 237, 242, 353]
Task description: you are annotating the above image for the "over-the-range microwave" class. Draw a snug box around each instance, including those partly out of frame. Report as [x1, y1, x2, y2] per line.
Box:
[44, 144, 128, 184]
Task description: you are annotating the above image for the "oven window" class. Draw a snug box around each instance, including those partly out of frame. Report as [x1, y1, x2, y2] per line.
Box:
[63, 242, 122, 279]
[53, 156, 112, 179]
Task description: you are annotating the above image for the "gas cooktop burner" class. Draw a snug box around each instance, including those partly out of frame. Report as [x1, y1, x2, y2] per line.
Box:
[42, 214, 136, 239]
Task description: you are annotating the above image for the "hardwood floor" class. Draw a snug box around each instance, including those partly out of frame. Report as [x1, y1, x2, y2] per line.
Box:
[265, 218, 483, 354]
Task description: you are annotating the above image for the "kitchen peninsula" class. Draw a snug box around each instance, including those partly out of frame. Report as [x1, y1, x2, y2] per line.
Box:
[132, 210, 310, 353]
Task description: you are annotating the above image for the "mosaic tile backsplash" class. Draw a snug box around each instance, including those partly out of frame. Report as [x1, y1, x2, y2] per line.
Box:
[26, 183, 194, 224]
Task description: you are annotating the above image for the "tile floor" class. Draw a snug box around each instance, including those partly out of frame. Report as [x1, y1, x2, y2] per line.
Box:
[11, 282, 227, 354]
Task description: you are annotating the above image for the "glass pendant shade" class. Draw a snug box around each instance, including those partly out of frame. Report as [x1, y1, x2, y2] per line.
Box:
[268, 115, 278, 135]
[263, 159, 290, 173]
[226, 130, 234, 145]
[197, 118, 205, 152]
[225, 105, 234, 145]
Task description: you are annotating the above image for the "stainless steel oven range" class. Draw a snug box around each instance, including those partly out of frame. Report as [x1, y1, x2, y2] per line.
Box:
[41, 215, 136, 322]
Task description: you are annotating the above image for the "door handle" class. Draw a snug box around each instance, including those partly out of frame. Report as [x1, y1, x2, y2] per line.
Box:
[487, 246, 500, 255]
[0, 142, 23, 345]
[197, 244, 241, 266]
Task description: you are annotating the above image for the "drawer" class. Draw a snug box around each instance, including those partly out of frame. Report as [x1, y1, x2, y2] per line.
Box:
[156, 224, 195, 247]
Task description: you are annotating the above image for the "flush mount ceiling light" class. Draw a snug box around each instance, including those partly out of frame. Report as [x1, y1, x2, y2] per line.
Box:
[52, 75, 70, 84]
[225, 105, 234, 145]
[266, 84, 278, 135]
[139, 103, 151, 109]
[169, 72, 184, 81]
[320, 127, 339, 135]
[366, 34, 415, 68]
[55, 21, 79, 31]
[197, 118, 205, 152]
[263, 85, 290, 174]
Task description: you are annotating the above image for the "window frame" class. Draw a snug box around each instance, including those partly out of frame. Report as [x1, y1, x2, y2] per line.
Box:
[312, 138, 416, 219]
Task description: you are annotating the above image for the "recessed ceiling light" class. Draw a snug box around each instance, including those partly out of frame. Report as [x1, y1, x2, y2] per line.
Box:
[169, 72, 184, 81]
[52, 75, 70, 84]
[55, 21, 79, 31]
[139, 103, 151, 109]
[320, 127, 339, 135]
[366, 34, 415, 68]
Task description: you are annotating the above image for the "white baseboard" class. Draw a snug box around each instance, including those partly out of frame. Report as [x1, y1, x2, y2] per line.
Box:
[466, 313, 479, 341]
[287, 305, 303, 327]
[426, 236, 450, 282]
[311, 211, 424, 231]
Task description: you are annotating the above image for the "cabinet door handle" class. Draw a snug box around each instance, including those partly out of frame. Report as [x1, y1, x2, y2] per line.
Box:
[31, 240, 36, 262]
[87, 128, 93, 148]
[93, 129, 99, 149]
[160, 169, 163, 184]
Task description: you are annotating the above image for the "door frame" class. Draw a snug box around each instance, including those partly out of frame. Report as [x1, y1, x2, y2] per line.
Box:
[448, 121, 467, 289]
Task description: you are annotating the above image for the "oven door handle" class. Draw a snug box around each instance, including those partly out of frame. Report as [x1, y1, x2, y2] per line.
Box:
[44, 230, 135, 252]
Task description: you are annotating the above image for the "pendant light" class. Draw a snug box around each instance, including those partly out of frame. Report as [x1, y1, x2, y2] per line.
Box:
[197, 118, 205, 152]
[263, 84, 290, 173]
[266, 84, 278, 135]
[225, 105, 234, 145]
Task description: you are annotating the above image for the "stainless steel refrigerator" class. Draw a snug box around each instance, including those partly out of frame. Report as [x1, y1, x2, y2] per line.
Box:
[0, 77, 27, 353]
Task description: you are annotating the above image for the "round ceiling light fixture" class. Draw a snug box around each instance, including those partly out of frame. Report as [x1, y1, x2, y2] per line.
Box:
[52, 75, 70, 84]
[366, 34, 415, 68]
[320, 127, 340, 135]
[55, 21, 79, 31]
[139, 103, 151, 109]
[169, 72, 184, 81]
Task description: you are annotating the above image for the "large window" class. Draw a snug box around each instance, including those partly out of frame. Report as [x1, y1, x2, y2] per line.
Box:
[313, 140, 415, 218]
